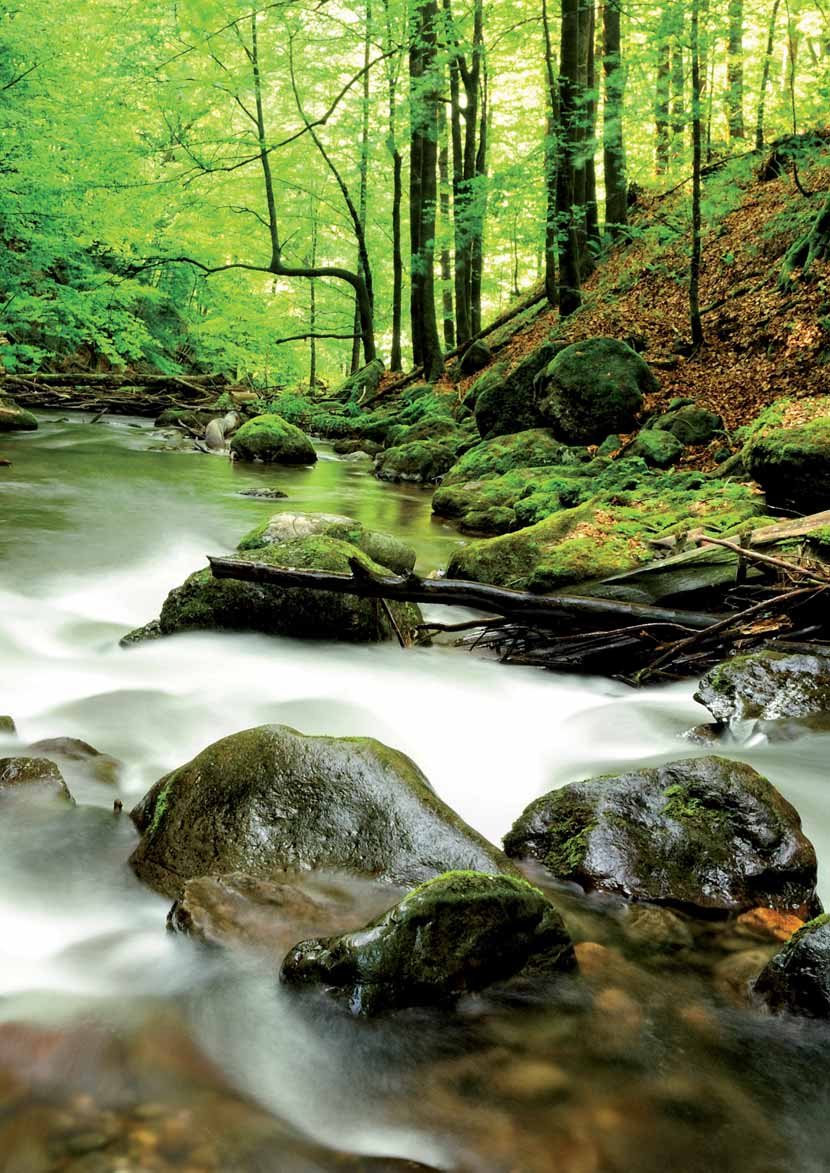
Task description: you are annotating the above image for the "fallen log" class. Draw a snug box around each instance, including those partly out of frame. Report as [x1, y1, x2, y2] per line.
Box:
[208, 554, 722, 630]
[1, 373, 228, 389]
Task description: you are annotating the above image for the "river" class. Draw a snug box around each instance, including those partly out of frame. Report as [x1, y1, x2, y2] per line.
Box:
[2, 411, 830, 1172]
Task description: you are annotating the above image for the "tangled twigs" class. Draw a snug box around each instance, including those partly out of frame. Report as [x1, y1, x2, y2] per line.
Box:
[697, 535, 830, 586]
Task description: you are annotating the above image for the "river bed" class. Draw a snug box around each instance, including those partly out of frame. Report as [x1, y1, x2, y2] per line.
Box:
[2, 412, 830, 1171]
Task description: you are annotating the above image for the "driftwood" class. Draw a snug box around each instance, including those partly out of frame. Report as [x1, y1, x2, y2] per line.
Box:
[1, 373, 228, 389]
[3, 372, 234, 417]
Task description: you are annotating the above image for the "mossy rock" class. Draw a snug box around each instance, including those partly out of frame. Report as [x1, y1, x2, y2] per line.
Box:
[332, 438, 383, 457]
[383, 416, 461, 450]
[503, 756, 820, 917]
[473, 346, 553, 440]
[459, 339, 492, 376]
[237, 511, 416, 576]
[753, 914, 830, 1017]
[463, 363, 508, 412]
[330, 358, 384, 403]
[0, 716, 15, 735]
[536, 337, 657, 444]
[280, 870, 575, 1015]
[747, 419, 830, 511]
[696, 650, 830, 724]
[442, 429, 569, 487]
[447, 469, 763, 592]
[154, 407, 215, 430]
[629, 428, 684, 468]
[150, 537, 421, 643]
[648, 404, 722, 446]
[0, 756, 74, 804]
[128, 726, 512, 897]
[0, 398, 38, 432]
[374, 440, 457, 484]
[230, 414, 317, 464]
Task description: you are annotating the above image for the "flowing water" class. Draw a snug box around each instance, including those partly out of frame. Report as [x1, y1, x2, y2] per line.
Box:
[2, 412, 830, 1171]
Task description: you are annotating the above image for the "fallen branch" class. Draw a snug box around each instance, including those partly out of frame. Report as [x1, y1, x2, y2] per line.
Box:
[698, 535, 830, 585]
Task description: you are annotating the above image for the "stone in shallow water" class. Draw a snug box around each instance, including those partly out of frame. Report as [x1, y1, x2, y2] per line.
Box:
[280, 871, 576, 1015]
[0, 756, 73, 804]
[25, 737, 122, 786]
[695, 649, 830, 724]
[129, 725, 512, 897]
[752, 914, 830, 1017]
[0, 716, 15, 735]
[503, 756, 820, 917]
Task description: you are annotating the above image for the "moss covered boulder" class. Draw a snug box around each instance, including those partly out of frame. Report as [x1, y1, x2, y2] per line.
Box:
[752, 914, 830, 1017]
[447, 469, 763, 591]
[128, 726, 512, 897]
[374, 440, 457, 484]
[747, 419, 830, 511]
[696, 650, 830, 724]
[473, 345, 557, 440]
[629, 428, 684, 468]
[280, 871, 576, 1015]
[230, 414, 317, 464]
[463, 363, 508, 412]
[503, 756, 819, 917]
[441, 429, 569, 488]
[237, 511, 416, 576]
[0, 397, 38, 432]
[152, 537, 421, 643]
[330, 357, 384, 402]
[536, 338, 657, 444]
[648, 404, 722, 446]
[0, 757, 73, 804]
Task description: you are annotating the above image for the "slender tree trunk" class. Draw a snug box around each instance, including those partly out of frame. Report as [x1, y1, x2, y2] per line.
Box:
[542, 0, 559, 305]
[557, 0, 582, 316]
[670, 26, 685, 162]
[726, 0, 745, 141]
[655, 22, 671, 175]
[409, 0, 444, 379]
[470, 61, 487, 334]
[438, 102, 455, 348]
[690, 0, 705, 349]
[446, 16, 470, 346]
[351, 0, 372, 374]
[583, 0, 600, 259]
[755, 0, 781, 149]
[602, 0, 627, 238]
[381, 0, 403, 370]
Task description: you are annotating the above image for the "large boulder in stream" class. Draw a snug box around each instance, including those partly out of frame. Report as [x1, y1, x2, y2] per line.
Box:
[129, 725, 512, 898]
[503, 756, 820, 917]
[747, 419, 830, 512]
[237, 510, 416, 575]
[229, 413, 317, 464]
[536, 338, 657, 444]
[0, 757, 73, 804]
[696, 650, 830, 725]
[753, 914, 830, 1017]
[374, 439, 457, 484]
[0, 396, 38, 432]
[125, 534, 421, 644]
[280, 871, 576, 1015]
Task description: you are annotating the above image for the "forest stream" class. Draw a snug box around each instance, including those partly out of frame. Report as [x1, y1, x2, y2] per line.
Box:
[4, 412, 830, 1173]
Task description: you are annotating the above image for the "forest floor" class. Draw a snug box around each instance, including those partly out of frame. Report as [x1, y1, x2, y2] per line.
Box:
[420, 141, 830, 469]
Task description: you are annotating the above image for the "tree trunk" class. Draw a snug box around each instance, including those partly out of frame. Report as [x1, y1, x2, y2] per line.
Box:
[726, 0, 745, 141]
[690, 0, 705, 349]
[670, 27, 685, 162]
[409, 0, 444, 380]
[542, 0, 559, 304]
[438, 103, 455, 349]
[583, 1, 600, 259]
[470, 62, 487, 335]
[557, 0, 582, 315]
[755, 0, 781, 149]
[655, 20, 671, 175]
[309, 206, 318, 389]
[351, 0, 373, 374]
[602, 0, 627, 238]
[381, 0, 404, 371]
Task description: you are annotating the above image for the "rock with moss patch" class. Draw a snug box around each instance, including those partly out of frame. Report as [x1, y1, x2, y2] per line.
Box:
[503, 756, 819, 917]
[0, 397, 38, 432]
[374, 440, 457, 484]
[383, 416, 461, 450]
[236, 511, 416, 576]
[230, 414, 317, 464]
[280, 871, 575, 1014]
[332, 438, 383, 457]
[330, 358, 385, 403]
[463, 363, 508, 412]
[752, 914, 830, 1016]
[629, 429, 684, 468]
[696, 650, 830, 726]
[474, 345, 558, 440]
[441, 429, 569, 487]
[0, 716, 15, 735]
[459, 340, 492, 376]
[747, 420, 830, 511]
[648, 404, 722, 446]
[0, 757, 74, 804]
[129, 726, 512, 897]
[536, 338, 657, 444]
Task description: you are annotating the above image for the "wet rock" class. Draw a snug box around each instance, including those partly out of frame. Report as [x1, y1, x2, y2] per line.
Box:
[131, 538, 421, 644]
[154, 407, 215, 430]
[536, 338, 657, 444]
[119, 619, 162, 647]
[712, 949, 773, 1007]
[459, 339, 492, 375]
[0, 756, 73, 804]
[0, 716, 15, 735]
[374, 439, 457, 484]
[332, 438, 383, 457]
[503, 756, 819, 917]
[229, 414, 317, 464]
[629, 428, 684, 468]
[695, 649, 830, 723]
[0, 396, 38, 431]
[25, 738, 122, 786]
[752, 913, 830, 1016]
[647, 404, 722, 446]
[734, 906, 804, 943]
[129, 725, 512, 897]
[621, 904, 695, 952]
[747, 418, 830, 511]
[168, 871, 401, 962]
[237, 487, 288, 499]
[281, 871, 575, 1015]
[237, 510, 416, 575]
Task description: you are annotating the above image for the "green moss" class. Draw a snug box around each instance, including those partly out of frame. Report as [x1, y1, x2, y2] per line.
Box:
[442, 429, 568, 487]
[230, 414, 317, 464]
[375, 439, 457, 483]
[149, 779, 172, 836]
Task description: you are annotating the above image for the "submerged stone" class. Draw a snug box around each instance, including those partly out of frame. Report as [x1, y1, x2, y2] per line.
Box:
[280, 870, 576, 1015]
[0, 757, 73, 804]
[503, 756, 819, 917]
[229, 414, 317, 464]
[129, 725, 512, 897]
[0, 397, 38, 432]
[696, 650, 830, 724]
[753, 914, 830, 1017]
